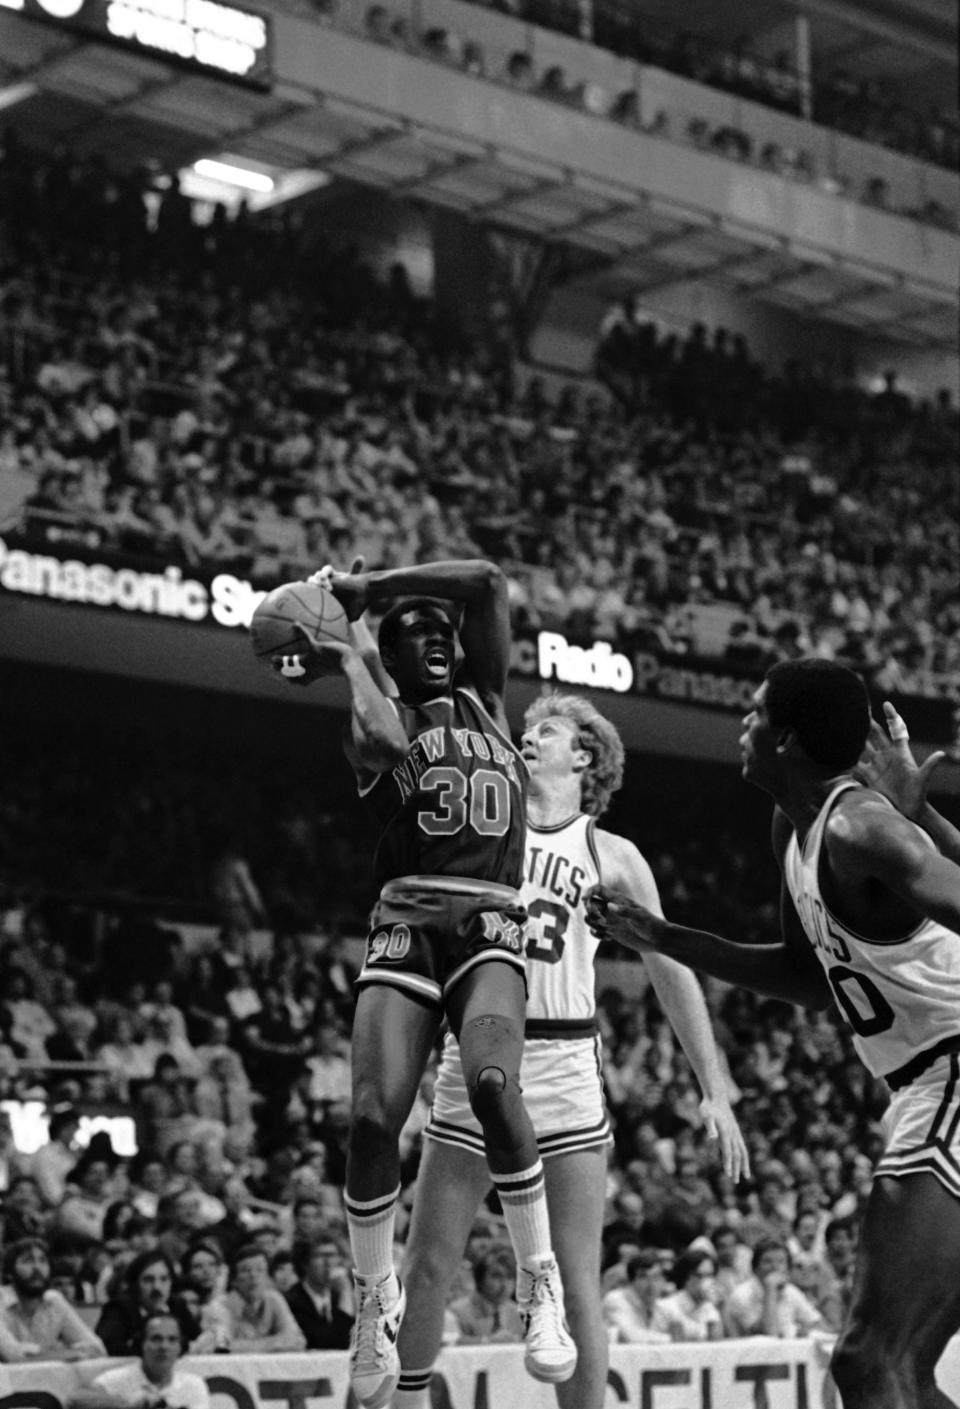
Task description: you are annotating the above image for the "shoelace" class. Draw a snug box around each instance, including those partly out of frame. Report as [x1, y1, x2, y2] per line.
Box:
[352, 1287, 388, 1367]
[521, 1270, 565, 1340]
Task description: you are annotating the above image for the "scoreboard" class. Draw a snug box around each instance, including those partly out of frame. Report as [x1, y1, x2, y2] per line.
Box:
[0, 0, 272, 87]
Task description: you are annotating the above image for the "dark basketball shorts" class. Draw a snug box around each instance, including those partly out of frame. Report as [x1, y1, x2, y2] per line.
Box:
[356, 874, 528, 1009]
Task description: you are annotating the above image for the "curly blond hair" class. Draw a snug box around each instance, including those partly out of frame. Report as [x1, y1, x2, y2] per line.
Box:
[523, 692, 625, 817]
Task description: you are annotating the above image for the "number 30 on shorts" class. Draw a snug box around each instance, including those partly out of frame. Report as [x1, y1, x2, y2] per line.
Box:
[369, 924, 412, 962]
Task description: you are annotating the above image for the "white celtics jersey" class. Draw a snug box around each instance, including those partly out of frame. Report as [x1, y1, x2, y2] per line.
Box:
[522, 815, 602, 1028]
[784, 780, 960, 1084]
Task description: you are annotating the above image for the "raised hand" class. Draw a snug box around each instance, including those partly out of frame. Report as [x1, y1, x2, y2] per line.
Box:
[698, 1096, 751, 1184]
[855, 701, 945, 821]
[309, 554, 369, 621]
[270, 621, 356, 687]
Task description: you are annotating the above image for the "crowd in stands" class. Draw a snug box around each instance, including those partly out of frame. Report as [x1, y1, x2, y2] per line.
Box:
[1, 137, 958, 710]
[0, 856, 883, 1361]
[292, 0, 959, 217]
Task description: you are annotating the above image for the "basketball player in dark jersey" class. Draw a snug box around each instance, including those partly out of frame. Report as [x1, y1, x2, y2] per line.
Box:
[289, 558, 575, 1409]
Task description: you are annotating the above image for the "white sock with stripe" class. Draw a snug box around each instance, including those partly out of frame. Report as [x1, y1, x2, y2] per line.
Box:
[345, 1184, 401, 1288]
[492, 1160, 553, 1267]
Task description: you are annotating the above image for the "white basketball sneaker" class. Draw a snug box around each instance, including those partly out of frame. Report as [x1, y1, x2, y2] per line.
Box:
[349, 1271, 407, 1409]
[517, 1255, 578, 1384]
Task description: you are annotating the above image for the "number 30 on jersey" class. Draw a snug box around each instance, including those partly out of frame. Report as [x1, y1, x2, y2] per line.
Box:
[417, 765, 511, 838]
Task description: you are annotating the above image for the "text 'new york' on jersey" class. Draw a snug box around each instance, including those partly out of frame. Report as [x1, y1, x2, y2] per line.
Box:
[359, 686, 528, 890]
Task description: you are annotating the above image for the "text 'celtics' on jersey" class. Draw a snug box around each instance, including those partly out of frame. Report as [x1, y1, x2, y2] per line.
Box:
[360, 685, 528, 890]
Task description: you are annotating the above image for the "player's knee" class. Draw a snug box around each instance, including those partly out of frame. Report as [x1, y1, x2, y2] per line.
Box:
[468, 1065, 508, 1119]
[350, 1098, 404, 1150]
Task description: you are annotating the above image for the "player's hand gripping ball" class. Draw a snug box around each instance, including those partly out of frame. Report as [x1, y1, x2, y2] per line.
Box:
[250, 581, 350, 686]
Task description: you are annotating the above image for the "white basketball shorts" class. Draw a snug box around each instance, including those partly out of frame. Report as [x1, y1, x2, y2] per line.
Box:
[876, 1050, 960, 1198]
[426, 1027, 612, 1160]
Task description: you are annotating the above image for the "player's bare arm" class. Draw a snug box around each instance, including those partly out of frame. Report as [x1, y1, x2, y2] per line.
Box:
[826, 797, 960, 935]
[323, 559, 512, 723]
[593, 830, 750, 1182]
[302, 628, 407, 775]
[855, 701, 960, 864]
[584, 869, 832, 1010]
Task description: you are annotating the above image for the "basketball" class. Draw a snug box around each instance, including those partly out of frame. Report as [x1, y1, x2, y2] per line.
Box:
[249, 581, 350, 677]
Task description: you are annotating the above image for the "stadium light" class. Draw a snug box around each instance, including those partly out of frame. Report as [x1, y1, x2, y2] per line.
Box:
[0, 82, 37, 112]
[192, 159, 275, 193]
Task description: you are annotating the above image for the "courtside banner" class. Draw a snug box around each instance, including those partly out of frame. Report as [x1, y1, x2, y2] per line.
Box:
[0, 1338, 855, 1409]
[0, 535, 955, 744]
[2, 0, 272, 88]
[3, 1340, 960, 1406]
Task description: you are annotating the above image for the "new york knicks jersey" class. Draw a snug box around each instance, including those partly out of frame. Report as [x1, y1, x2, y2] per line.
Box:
[784, 780, 960, 1083]
[361, 685, 527, 891]
[523, 814, 602, 1024]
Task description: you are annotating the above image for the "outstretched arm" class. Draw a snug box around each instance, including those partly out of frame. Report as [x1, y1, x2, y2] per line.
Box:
[323, 559, 511, 721]
[596, 832, 750, 1181]
[856, 701, 960, 865]
[585, 874, 832, 1011]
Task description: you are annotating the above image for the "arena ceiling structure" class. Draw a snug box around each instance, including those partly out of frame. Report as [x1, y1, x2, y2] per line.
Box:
[0, 0, 956, 349]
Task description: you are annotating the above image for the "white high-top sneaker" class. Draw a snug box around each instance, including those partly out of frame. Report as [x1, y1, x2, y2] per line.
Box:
[349, 1272, 407, 1408]
[517, 1255, 578, 1384]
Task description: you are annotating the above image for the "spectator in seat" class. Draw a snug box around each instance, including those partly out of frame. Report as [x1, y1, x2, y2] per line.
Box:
[285, 1236, 355, 1350]
[135, 1053, 200, 1154]
[447, 1248, 523, 1345]
[157, 1189, 211, 1270]
[180, 1240, 231, 1352]
[2, 1175, 48, 1243]
[656, 1245, 723, 1341]
[206, 1176, 256, 1263]
[95, 1014, 152, 1103]
[4, 969, 55, 1062]
[69, 1311, 210, 1409]
[710, 1225, 751, 1313]
[723, 1238, 823, 1338]
[738, 1166, 795, 1247]
[223, 1243, 305, 1352]
[270, 1251, 298, 1295]
[53, 1136, 123, 1247]
[818, 1217, 857, 1332]
[364, 3, 390, 41]
[0, 1237, 106, 1362]
[602, 1249, 672, 1343]
[505, 50, 534, 90]
[96, 1250, 196, 1357]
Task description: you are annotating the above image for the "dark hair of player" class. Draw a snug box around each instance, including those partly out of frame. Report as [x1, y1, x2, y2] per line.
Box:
[377, 598, 455, 659]
[523, 692, 625, 817]
[764, 658, 871, 770]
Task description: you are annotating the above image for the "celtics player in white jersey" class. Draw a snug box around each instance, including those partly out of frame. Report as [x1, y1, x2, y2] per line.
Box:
[588, 658, 960, 1409]
[393, 693, 749, 1409]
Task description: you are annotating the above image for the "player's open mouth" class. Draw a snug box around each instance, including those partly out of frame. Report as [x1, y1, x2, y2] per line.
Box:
[425, 649, 449, 676]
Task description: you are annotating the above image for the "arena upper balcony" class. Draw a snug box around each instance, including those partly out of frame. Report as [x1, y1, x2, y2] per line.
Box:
[1, 0, 956, 350]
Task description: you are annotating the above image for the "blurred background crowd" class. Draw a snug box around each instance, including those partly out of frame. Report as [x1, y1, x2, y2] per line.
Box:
[2, 139, 958, 704]
[286, 0, 959, 221]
